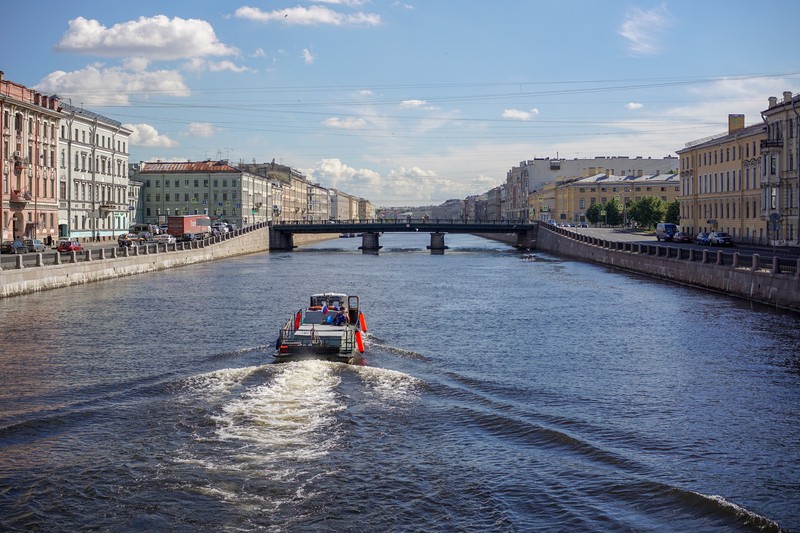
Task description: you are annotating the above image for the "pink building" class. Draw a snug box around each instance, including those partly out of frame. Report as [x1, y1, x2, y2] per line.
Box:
[1, 71, 61, 243]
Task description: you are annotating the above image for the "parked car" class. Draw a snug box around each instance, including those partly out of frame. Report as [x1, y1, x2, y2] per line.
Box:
[695, 232, 711, 246]
[672, 231, 691, 243]
[153, 233, 176, 245]
[656, 222, 678, 241]
[1, 240, 28, 254]
[22, 238, 46, 252]
[56, 238, 84, 253]
[709, 231, 733, 246]
[578, 222, 589, 228]
[179, 233, 198, 243]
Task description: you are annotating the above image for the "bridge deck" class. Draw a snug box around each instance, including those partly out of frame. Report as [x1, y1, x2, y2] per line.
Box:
[272, 219, 537, 234]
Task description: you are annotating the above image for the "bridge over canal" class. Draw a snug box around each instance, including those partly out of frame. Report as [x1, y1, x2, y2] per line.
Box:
[269, 219, 539, 253]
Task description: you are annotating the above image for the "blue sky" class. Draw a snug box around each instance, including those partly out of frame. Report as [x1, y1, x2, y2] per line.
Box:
[2, 1, 799, 206]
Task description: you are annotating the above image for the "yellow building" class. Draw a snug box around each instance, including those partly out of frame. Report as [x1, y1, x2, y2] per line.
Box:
[676, 115, 765, 241]
[532, 173, 679, 224]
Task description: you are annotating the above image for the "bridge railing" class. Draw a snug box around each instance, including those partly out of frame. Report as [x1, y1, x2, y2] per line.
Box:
[274, 218, 529, 226]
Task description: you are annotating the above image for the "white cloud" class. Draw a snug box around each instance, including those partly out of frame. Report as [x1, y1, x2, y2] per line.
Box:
[34, 64, 190, 106]
[252, 48, 267, 58]
[124, 123, 178, 148]
[323, 117, 367, 129]
[186, 122, 216, 138]
[400, 99, 427, 108]
[502, 108, 540, 121]
[234, 5, 380, 26]
[619, 5, 673, 56]
[303, 48, 316, 64]
[55, 15, 237, 60]
[627, 102, 644, 110]
[359, 89, 374, 96]
[208, 60, 251, 73]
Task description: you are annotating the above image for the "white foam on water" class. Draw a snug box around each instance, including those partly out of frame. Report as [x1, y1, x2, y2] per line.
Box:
[182, 365, 264, 398]
[354, 365, 423, 405]
[213, 360, 345, 463]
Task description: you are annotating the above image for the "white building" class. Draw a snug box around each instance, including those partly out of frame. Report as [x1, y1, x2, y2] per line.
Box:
[521, 156, 679, 192]
[58, 103, 132, 240]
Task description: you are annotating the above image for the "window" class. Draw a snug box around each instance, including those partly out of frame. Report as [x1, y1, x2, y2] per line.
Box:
[194, 180, 199, 187]
[579, 199, 585, 209]
[175, 180, 180, 187]
[166, 194, 171, 202]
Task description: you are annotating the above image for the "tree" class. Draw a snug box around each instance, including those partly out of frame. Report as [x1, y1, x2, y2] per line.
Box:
[665, 199, 680, 225]
[628, 196, 666, 229]
[605, 198, 622, 226]
[586, 202, 602, 225]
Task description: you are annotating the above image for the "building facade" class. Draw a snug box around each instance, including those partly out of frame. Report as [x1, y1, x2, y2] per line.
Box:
[521, 156, 679, 193]
[134, 160, 273, 229]
[1, 72, 61, 243]
[58, 103, 132, 240]
[759, 91, 800, 244]
[677, 115, 765, 241]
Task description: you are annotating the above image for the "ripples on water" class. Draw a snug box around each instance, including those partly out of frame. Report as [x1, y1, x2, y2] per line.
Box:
[0, 233, 798, 531]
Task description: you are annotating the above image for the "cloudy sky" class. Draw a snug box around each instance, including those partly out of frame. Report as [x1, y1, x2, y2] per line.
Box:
[2, 1, 799, 206]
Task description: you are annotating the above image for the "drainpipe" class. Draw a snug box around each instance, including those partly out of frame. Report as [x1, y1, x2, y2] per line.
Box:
[792, 98, 800, 245]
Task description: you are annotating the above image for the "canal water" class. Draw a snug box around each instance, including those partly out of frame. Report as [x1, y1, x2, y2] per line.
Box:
[1, 233, 799, 532]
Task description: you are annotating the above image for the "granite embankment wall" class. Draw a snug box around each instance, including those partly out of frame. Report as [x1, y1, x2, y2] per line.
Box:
[535, 225, 800, 312]
[0, 225, 333, 299]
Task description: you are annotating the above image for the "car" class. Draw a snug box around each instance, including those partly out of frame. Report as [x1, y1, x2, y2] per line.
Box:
[153, 233, 176, 245]
[1, 240, 28, 254]
[656, 222, 678, 241]
[578, 222, 589, 228]
[56, 238, 84, 253]
[179, 233, 198, 242]
[672, 231, 691, 243]
[709, 231, 733, 246]
[695, 232, 710, 246]
[22, 239, 46, 252]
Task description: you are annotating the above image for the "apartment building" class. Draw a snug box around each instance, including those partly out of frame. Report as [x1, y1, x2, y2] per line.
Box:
[1, 72, 61, 242]
[759, 91, 800, 244]
[677, 114, 765, 241]
[135, 160, 274, 229]
[58, 103, 132, 240]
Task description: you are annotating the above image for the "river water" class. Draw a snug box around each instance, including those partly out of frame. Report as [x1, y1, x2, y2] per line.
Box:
[1, 233, 799, 532]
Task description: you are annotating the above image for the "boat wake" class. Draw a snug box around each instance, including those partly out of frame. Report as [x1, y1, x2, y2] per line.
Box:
[363, 333, 429, 361]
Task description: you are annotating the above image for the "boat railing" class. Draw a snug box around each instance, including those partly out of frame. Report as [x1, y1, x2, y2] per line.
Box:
[341, 329, 355, 353]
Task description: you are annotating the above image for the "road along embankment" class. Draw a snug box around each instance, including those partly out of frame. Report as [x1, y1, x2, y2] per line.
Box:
[535, 225, 800, 312]
[0, 225, 335, 299]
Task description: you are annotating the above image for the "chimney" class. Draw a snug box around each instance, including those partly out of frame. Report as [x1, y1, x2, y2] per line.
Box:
[769, 96, 778, 108]
[728, 114, 745, 134]
[784, 91, 793, 103]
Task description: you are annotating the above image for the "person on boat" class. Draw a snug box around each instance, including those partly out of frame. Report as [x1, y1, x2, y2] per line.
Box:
[335, 311, 347, 326]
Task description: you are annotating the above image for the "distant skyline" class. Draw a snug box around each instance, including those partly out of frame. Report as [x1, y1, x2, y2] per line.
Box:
[2, 1, 799, 206]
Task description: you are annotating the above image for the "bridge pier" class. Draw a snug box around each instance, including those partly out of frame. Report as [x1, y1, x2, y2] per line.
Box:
[269, 227, 295, 250]
[359, 232, 382, 254]
[427, 232, 449, 254]
[515, 228, 537, 250]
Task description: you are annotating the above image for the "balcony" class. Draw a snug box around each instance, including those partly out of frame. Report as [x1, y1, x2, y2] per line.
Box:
[761, 138, 784, 151]
[9, 189, 31, 207]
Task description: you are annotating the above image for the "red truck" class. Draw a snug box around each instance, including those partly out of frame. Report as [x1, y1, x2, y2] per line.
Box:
[167, 215, 211, 238]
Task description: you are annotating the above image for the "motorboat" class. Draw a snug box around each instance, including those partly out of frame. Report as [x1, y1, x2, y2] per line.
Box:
[274, 292, 367, 364]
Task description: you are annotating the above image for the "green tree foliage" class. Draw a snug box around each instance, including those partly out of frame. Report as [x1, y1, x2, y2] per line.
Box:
[628, 196, 666, 229]
[605, 198, 622, 226]
[665, 199, 680, 225]
[586, 202, 602, 224]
